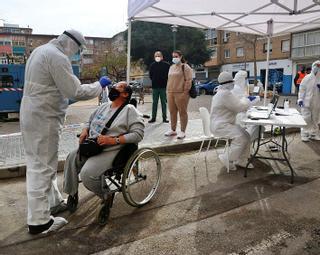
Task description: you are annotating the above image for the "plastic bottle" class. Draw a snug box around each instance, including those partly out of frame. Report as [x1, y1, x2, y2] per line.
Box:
[284, 98, 289, 112]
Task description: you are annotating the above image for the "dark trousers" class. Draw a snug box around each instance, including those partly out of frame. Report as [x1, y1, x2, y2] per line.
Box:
[152, 88, 167, 120]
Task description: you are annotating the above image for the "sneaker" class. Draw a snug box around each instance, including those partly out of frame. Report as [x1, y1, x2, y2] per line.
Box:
[163, 119, 169, 123]
[165, 130, 177, 136]
[310, 135, 320, 141]
[235, 160, 254, 169]
[218, 154, 236, 171]
[50, 199, 68, 215]
[28, 216, 68, 235]
[148, 119, 156, 123]
[42, 216, 68, 234]
[301, 136, 310, 142]
[177, 131, 186, 139]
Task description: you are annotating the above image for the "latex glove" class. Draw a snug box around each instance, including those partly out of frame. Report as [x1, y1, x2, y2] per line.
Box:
[247, 96, 256, 102]
[99, 76, 111, 88]
[297, 99, 304, 107]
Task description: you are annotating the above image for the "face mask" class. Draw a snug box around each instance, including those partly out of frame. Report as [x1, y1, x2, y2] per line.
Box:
[155, 57, 161, 62]
[172, 57, 181, 64]
[108, 87, 121, 101]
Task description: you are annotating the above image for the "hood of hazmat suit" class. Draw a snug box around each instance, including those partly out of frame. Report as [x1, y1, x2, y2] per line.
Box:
[232, 70, 248, 97]
[210, 71, 250, 136]
[20, 29, 102, 226]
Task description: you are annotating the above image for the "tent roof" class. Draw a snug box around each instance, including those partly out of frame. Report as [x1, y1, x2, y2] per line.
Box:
[128, 0, 320, 35]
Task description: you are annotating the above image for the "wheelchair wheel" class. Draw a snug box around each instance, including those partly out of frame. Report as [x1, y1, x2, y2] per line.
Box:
[97, 203, 110, 226]
[122, 148, 161, 207]
[67, 192, 78, 213]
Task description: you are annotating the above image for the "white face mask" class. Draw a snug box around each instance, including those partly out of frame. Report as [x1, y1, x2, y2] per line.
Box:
[155, 57, 161, 62]
[172, 57, 181, 64]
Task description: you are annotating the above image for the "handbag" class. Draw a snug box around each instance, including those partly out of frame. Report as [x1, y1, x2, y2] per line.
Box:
[182, 64, 197, 99]
[79, 103, 126, 158]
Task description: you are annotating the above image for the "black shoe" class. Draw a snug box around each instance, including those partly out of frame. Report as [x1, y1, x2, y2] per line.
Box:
[148, 119, 156, 123]
[163, 119, 169, 123]
[67, 192, 79, 213]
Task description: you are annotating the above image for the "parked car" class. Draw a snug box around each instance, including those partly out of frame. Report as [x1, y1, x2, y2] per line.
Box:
[195, 79, 219, 95]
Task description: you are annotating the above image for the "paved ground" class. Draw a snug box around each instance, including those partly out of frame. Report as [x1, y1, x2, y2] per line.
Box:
[0, 134, 319, 254]
[2, 94, 319, 255]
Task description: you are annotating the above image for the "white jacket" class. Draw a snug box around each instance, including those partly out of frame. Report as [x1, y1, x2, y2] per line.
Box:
[210, 87, 250, 136]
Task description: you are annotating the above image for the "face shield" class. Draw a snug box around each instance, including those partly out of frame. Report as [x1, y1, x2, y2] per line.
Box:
[60, 30, 86, 59]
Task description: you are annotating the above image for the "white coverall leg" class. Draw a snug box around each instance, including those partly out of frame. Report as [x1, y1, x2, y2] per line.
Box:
[21, 31, 102, 226]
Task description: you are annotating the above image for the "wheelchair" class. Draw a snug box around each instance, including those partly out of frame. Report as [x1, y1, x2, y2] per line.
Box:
[67, 144, 161, 226]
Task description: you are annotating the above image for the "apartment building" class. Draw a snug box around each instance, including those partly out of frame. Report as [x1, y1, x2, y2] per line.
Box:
[291, 29, 320, 92]
[203, 29, 293, 94]
[0, 24, 115, 79]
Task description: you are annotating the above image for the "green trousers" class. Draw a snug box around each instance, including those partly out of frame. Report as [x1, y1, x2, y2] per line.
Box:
[151, 88, 167, 120]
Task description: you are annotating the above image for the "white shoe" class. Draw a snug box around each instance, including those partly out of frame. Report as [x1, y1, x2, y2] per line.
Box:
[310, 135, 320, 141]
[235, 160, 254, 169]
[218, 154, 236, 171]
[42, 216, 68, 234]
[165, 130, 177, 136]
[177, 131, 186, 139]
[301, 136, 310, 142]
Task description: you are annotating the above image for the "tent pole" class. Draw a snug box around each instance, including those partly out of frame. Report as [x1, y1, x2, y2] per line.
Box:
[264, 36, 270, 106]
[126, 19, 132, 84]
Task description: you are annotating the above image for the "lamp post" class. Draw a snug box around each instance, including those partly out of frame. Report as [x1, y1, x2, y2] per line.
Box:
[171, 25, 178, 51]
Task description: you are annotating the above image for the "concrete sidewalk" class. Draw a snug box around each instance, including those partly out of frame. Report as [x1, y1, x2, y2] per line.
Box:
[0, 132, 319, 254]
[0, 119, 205, 178]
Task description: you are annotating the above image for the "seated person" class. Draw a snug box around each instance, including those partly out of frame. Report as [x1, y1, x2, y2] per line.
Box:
[63, 81, 144, 205]
[210, 72, 257, 170]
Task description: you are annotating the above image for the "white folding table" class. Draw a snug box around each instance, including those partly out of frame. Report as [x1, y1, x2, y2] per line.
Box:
[243, 108, 306, 183]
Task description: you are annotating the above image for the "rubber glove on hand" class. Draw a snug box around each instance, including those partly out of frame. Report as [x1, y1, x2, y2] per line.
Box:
[99, 76, 111, 88]
[297, 99, 304, 107]
[247, 96, 257, 102]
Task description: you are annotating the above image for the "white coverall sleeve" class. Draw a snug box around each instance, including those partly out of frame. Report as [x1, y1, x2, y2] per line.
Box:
[51, 58, 102, 100]
[225, 93, 250, 113]
[298, 77, 307, 100]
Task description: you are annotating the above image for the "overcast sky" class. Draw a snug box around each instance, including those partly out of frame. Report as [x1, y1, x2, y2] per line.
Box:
[0, 0, 129, 38]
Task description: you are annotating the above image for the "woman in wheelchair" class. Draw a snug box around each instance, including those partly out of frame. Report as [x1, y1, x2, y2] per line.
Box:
[63, 82, 145, 215]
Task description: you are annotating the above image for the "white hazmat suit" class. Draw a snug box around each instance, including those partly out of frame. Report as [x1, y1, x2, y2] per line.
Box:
[298, 60, 320, 141]
[210, 72, 253, 169]
[20, 30, 102, 229]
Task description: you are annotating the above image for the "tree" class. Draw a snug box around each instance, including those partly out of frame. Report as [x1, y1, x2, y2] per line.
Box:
[102, 51, 143, 82]
[126, 21, 210, 68]
[238, 33, 260, 85]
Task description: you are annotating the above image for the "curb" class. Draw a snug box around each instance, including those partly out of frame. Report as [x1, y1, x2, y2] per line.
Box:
[0, 127, 301, 180]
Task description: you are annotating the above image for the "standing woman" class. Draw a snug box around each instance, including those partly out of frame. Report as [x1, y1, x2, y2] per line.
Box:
[165, 50, 192, 139]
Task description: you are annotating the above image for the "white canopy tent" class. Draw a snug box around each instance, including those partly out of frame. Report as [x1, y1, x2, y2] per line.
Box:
[127, 0, 320, 104]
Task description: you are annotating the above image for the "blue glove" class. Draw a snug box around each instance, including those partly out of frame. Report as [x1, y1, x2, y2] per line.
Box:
[247, 96, 256, 102]
[99, 76, 111, 88]
[298, 100, 304, 107]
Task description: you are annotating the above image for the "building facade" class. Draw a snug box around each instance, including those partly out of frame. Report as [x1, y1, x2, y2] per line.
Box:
[202, 29, 293, 94]
[0, 24, 115, 79]
[291, 29, 320, 92]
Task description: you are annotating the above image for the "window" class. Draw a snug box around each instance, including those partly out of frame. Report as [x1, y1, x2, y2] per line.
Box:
[281, 40, 290, 52]
[86, 39, 94, 45]
[223, 31, 231, 43]
[210, 46, 217, 58]
[5, 41, 11, 46]
[236, 47, 244, 57]
[224, 49, 231, 58]
[263, 42, 272, 53]
[0, 75, 14, 88]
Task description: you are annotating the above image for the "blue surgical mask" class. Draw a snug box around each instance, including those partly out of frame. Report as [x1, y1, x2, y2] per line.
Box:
[172, 57, 181, 64]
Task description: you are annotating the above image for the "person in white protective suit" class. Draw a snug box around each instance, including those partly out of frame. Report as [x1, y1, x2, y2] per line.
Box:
[20, 29, 111, 235]
[297, 60, 320, 142]
[210, 71, 258, 171]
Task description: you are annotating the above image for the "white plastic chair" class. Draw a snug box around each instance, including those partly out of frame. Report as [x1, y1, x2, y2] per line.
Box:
[194, 107, 231, 172]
